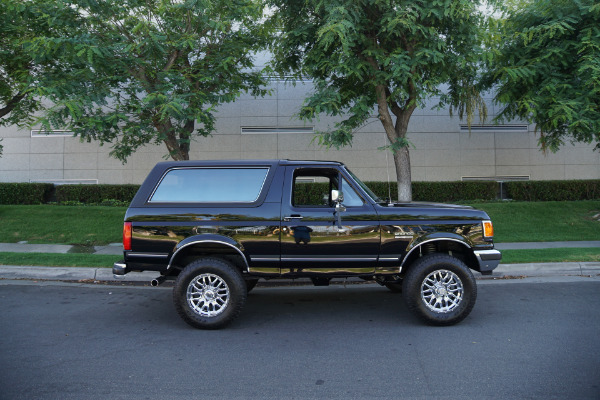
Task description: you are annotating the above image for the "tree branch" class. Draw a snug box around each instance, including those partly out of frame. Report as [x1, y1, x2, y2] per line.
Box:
[164, 50, 180, 71]
[0, 92, 27, 120]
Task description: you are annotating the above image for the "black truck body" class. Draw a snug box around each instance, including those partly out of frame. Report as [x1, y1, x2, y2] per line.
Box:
[114, 160, 501, 328]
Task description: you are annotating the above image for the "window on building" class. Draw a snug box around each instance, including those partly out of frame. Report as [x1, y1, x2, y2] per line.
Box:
[30, 130, 74, 137]
[241, 127, 314, 134]
[459, 125, 528, 132]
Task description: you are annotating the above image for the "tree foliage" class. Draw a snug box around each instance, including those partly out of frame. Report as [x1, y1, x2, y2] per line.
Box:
[21, 0, 270, 161]
[267, 0, 487, 201]
[484, 0, 600, 152]
[0, 0, 71, 156]
[1, 0, 48, 125]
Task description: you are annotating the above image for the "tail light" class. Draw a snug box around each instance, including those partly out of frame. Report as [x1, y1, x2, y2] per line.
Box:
[123, 222, 132, 251]
[482, 220, 494, 239]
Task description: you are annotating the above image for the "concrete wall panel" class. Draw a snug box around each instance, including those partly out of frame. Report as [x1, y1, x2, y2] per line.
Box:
[30, 153, 63, 170]
[566, 164, 600, 180]
[1, 78, 599, 184]
[496, 149, 530, 167]
[29, 137, 65, 154]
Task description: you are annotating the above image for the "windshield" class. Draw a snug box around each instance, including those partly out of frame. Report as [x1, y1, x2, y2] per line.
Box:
[344, 167, 382, 203]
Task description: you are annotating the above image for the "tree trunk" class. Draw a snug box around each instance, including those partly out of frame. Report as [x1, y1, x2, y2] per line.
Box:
[393, 145, 412, 202]
[153, 117, 192, 161]
[373, 83, 415, 202]
[392, 108, 414, 202]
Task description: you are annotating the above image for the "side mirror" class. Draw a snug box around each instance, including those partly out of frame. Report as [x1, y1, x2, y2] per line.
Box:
[331, 190, 344, 203]
[332, 190, 346, 231]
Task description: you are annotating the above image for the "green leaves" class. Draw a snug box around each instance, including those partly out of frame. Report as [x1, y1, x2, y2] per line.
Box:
[485, 0, 600, 151]
[268, 0, 488, 200]
[2, 0, 271, 161]
[269, 0, 487, 132]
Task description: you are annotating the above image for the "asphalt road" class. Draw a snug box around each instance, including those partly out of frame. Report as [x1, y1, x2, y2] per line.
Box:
[1, 277, 599, 400]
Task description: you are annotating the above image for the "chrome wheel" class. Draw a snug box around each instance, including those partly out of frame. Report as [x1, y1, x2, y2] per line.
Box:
[186, 273, 230, 317]
[420, 269, 464, 313]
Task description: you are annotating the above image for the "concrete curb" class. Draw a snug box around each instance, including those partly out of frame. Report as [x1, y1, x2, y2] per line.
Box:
[491, 262, 600, 278]
[495, 241, 600, 250]
[2, 241, 598, 257]
[0, 266, 157, 283]
[1, 262, 598, 285]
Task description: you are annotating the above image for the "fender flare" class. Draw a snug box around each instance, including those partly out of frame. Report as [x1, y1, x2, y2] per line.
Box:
[400, 234, 473, 269]
[167, 234, 249, 271]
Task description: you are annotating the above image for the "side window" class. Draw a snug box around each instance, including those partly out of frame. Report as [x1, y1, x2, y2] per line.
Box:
[150, 168, 269, 203]
[340, 177, 363, 207]
[291, 168, 363, 208]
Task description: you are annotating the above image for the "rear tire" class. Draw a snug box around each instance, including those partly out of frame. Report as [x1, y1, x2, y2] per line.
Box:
[402, 253, 477, 326]
[173, 257, 247, 329]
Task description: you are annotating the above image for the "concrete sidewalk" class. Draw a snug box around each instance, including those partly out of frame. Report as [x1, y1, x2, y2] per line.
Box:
[0, 242, 124, 255]
[0, 262, 598, 285]
[1, 241, 599, 256]
[0, 241, 598, 284]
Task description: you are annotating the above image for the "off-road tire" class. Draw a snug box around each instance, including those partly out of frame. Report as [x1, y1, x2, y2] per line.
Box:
[173, 257, 247, 329]
[402, 253, 477, 326]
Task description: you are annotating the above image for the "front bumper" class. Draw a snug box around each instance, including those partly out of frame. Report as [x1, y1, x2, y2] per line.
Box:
[474, 250, 502, 275]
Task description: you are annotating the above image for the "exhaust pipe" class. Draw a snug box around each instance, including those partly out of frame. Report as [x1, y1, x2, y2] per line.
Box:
[151, 275, 166, 287]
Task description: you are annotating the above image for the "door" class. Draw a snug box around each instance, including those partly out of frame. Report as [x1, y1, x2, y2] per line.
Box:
[280, 166, 380, 275]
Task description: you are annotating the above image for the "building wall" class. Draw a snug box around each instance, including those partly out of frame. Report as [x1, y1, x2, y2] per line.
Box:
[1, 80, 599, 184]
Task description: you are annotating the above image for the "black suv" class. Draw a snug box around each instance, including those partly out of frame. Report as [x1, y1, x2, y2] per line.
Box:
[114, 160, 501, 329]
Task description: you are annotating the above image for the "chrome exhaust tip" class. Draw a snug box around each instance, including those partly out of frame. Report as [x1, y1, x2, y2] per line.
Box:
[151, 275, 166, 287]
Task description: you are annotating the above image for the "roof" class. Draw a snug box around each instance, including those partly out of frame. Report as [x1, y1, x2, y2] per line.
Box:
[152, 159, 344, 168]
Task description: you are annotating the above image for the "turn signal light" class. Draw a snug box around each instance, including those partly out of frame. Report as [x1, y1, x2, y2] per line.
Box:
[123, 222, 132, 251]
[482, 220, 494, 238]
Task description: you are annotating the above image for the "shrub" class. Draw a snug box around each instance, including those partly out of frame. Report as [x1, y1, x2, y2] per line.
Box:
[0, 183, 54, 204]
[505, 180, 600, 201]
[55, 184, 140, 203]
[366, 181, 498, 202]
[293, 180, 498, 204]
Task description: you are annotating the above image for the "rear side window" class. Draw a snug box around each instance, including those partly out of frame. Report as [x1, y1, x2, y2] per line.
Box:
[150, 168, 269, 203]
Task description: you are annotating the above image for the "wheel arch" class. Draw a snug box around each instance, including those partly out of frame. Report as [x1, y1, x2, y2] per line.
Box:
[400, 237, 479, 275]
[168, 235, 250, 273]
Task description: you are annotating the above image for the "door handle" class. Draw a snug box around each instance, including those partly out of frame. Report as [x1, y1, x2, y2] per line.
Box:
[283, 215, 304, 221]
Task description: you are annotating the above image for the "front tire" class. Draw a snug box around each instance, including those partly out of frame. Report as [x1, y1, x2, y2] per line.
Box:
[402, 253, 477, 326]
[173, 257, 247, 329]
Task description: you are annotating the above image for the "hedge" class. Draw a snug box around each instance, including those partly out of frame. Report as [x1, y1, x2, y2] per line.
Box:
[0, 183, 54, 204]
[505, 180, 600, 201]
[367, 181, 498, 202]
[294, 181, 497, 205]
[55, 184, 140, 203]
[1, 180, 598, 205]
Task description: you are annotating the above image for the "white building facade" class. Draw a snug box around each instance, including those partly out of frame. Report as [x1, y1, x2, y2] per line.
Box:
[1, 80, 599, 184]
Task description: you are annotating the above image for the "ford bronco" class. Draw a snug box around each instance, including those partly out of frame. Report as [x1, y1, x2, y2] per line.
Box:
[113, 160, 501, 329]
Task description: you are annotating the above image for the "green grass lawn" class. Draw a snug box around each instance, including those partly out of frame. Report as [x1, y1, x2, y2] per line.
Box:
[0, 201, 598, 247]
[468, 200, 600, 243]
[0, 205, 126, 246]
[500, 248, 600, 264]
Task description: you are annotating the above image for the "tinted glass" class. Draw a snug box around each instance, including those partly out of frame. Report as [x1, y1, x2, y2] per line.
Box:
[292, 171, 363, 207]
[150, 168, 269, 203]
[340, 177, 364, 207]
